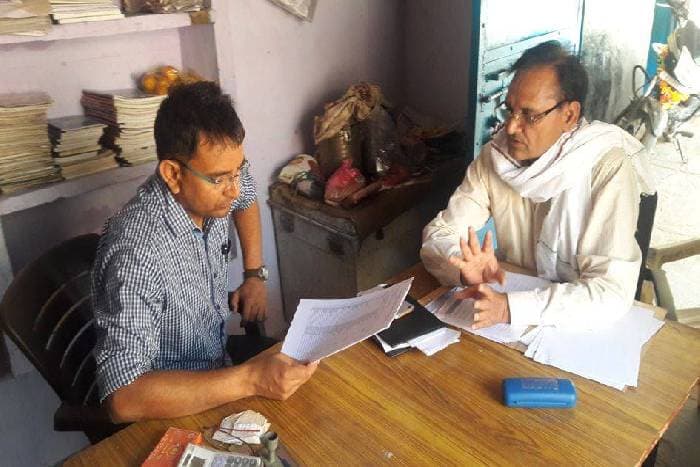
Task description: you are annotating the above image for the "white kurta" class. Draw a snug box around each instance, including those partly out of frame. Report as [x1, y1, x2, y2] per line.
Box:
[420, 145, 642, 330]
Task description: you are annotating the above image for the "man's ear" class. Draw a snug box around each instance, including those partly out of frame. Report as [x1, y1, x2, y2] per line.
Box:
[563, 101, 581, 128]
[159, 160, 182, 195]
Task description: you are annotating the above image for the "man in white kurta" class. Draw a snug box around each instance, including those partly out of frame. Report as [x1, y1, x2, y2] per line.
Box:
[421, 41, 652, 331]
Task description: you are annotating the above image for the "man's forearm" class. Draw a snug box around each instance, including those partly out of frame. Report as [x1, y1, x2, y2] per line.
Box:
[233, 201, 263, 269]
[108, 365, 254, 423]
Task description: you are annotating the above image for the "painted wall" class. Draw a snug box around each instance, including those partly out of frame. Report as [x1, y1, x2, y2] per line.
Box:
[211, 0, 404, 337]
[403, 0, 472, 125]
[580, 0, 656, 122]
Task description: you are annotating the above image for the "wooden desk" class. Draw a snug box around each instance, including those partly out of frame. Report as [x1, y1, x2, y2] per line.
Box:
[66, 265, 700, 466]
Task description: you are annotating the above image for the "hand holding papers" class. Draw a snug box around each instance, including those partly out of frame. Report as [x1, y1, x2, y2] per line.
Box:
[433, 271, 551, 343]
[430, 271, 665, 390]
[281, 278, 413, 362]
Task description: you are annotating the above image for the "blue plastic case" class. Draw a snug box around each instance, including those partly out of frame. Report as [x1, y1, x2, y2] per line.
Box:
[502, 378, 577, 408]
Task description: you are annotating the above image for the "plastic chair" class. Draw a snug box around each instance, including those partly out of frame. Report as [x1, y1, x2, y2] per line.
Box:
[0, 233, 126, 444]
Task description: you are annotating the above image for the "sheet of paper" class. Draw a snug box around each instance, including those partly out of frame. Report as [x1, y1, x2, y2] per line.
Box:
[407, 327, 460, 356]
[282, 277, 413, 362]
[528, 305, 664, 390]
[433, 271, 552, 343]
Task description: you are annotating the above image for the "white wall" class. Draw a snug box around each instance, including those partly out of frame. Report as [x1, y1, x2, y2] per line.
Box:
[581, 0, 656, 122]
[211, 0, 404, 337]
[403, 0, 472, 124]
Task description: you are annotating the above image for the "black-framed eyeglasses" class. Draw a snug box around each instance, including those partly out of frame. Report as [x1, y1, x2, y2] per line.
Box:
[176, 158, 248, 188]
[496, 100, 567, 126]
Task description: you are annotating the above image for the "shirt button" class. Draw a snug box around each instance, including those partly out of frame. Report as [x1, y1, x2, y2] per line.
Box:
[214, 272, 218, 278]
[215, 304, 221, 311]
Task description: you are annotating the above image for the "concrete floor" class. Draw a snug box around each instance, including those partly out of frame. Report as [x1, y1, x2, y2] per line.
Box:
[645, 122, 700, 467]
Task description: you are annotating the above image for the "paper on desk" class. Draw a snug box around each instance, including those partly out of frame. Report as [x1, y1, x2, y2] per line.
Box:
[433, 271, 551, 343]
[282, 277, 413, 362]
[526, 305, 664, 390]
[407, 327, 461, 356]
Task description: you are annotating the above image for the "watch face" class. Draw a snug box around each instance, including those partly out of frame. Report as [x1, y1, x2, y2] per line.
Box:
[259, 266, 269, 280]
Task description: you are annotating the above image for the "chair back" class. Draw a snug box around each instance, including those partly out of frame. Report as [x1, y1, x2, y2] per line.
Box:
[635, 193, 658, 300]
[0, 234, 101, 407]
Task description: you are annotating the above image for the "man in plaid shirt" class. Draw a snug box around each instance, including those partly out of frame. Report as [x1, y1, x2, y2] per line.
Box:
[92, 82, 317, 422]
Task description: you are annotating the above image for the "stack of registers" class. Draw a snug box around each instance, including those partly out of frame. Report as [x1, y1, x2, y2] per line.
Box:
[81, 89, 166, 166]
[0, 92, 61, 193]
[49, 0, 123, 24]
[48, 116, 118, 179]
[0, 0, 51, 35]
[370, 292, 461, 357]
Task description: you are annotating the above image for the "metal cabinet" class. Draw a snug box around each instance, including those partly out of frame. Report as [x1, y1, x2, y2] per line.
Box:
[269, 160, 463, 323]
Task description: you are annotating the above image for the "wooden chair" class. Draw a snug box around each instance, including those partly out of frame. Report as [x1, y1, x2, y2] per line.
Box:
[0, 233, 126, 444]
[647, 239, 700, 327]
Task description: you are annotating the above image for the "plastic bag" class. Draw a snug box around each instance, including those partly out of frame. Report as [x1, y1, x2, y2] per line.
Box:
[363, 105, 402, 177]
[324, 160, 366, 206]
[267, 0, 317, 21]
[278, 154, 324, 200]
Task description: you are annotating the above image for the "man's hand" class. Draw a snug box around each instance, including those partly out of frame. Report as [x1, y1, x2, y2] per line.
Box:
[246, 347, 318, 400]
[449, 227, 505, 286]
[230, 278, 267, 323]
[455, 283, 510, 330]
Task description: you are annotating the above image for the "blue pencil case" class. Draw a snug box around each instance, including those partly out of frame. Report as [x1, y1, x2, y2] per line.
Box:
[502, 377, 577, 408]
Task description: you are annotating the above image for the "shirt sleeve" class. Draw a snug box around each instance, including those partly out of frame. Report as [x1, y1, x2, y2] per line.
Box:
[92, 240, 163, 402]
[420, 153, 492, 286]
[508, 150, 642, 330]
[230, 159, 257, 212]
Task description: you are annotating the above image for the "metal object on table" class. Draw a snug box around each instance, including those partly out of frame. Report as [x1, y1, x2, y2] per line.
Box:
[316, 124, 363, 179]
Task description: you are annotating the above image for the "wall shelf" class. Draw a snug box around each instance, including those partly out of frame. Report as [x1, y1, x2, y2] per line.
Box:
[0, 162, 156, 216]
[0, 11, 213, 46]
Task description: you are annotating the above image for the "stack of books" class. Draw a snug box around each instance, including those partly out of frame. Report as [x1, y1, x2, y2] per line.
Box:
[0, 92, 61, 194]
[0, 0, 51, 36]
[48, 115, 118, 179]
[81, 89, 166, 166]
[49, 0, 123, 24]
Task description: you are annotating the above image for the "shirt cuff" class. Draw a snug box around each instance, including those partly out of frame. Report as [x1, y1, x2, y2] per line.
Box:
[507, 290, 544, 327]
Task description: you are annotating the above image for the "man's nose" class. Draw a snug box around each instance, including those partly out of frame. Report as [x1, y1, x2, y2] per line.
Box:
[505, 115, 522, 135]
[223, 182, 239, 200]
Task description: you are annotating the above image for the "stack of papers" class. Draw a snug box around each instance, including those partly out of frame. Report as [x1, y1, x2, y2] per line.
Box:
[520, 306, 664, 390]
[49, 0, 123, 24]
[49, 115, 118, 179]
[376, 327, 460, 357]
[431, 271, 665, 390]
[81, 89, 166, 166]
[0, 0, 51, 36]
[282, 278, 413, 362]
[0, 92, 61, 193]
[213, 410, 270, 445]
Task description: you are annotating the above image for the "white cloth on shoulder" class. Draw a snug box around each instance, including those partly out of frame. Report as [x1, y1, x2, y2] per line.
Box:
[490, 119, 655, 282]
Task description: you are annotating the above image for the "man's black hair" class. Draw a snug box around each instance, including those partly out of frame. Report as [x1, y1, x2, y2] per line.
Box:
[154, 81, 245, 161]
[511, 40, 589, 113]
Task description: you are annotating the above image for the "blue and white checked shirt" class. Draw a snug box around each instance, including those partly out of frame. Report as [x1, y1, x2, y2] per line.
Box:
[92, 166, 256, 402]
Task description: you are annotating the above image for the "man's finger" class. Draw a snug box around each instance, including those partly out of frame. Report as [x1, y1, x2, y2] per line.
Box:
[471, 319, 493, 330]
[242, 298, 253, 322]
[459, 237, 473, 260]
[468, 227, 480, 256]
[231, 290, 240, 314]
[483, 230, 494, 253]
[455, 285, 481, 300]
[473, 299, 486, 311]
[496, 268, 506, 286]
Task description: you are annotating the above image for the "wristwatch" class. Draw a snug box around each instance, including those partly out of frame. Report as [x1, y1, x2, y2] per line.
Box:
[243, 265, 268, 281]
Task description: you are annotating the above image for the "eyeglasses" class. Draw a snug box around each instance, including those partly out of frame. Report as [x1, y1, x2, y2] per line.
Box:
[176, 158, 247, 188]
[496, 100, 567, 126]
